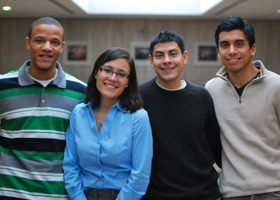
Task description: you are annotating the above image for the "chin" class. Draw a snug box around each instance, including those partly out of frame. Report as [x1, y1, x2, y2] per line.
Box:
[36, 63, 56, 71]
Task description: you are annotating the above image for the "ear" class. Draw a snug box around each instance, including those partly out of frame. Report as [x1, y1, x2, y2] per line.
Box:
[217, 48, 221, 59]
[250, 44, 256, 57]
[60, 41, 65, 53]
[148, 55, 154, 69]
[182, 51, 188, 65]
[25, 37, 30, 50]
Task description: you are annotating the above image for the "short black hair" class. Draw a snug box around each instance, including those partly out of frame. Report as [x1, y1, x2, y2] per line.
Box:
[215, 16, 255, 49]
[150, 30, 185, 56]
[28, 17, 64, 40]
[85, 47, 143, 113]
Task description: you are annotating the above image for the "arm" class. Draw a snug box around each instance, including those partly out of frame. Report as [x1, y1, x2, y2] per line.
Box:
[116, 109, 153, 200]
[204, 89, 222, 168]
[63, 108, 87, 200]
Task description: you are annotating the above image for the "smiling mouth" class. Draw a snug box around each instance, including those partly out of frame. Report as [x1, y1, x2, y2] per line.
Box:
[105, 83, 118, 89]
[161, 66, 175, 71]
[227, 58, 240, 62]
[40, 55, 53, 58]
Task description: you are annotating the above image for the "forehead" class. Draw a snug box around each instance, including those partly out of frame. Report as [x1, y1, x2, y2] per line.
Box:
[153, 41, 181, 53]
[219, 29, 247, 42]
[104, 58, 130, 72]
[30, 24, 63, 40]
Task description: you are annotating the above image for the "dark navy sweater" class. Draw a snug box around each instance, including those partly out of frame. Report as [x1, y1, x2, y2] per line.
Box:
[139, 77, 221, 200]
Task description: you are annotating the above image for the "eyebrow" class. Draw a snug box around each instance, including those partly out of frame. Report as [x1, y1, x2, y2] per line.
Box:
[235, 39, 246, 43]
[103, 65, 128, 72]
[33, 36, 61, 41]
[219, 39, 246, 44]
[103, 65, 114, 69]
[154, 48, 179, 54]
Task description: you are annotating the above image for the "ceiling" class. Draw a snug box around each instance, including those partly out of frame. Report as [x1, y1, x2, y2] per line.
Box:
[0, 0, 280, 20]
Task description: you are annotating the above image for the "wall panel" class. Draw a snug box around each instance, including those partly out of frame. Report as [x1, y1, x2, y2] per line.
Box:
[0, 18, 279, 85]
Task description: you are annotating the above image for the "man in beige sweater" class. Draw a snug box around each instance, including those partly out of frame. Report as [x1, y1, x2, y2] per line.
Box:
[206, 16, 280, 200]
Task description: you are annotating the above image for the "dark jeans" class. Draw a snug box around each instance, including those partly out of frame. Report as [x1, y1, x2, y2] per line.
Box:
[84, 188, 120, 200]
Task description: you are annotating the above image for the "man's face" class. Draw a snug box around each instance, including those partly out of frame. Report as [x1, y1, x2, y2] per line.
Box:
[149, 41, 188, 89]
[218, 29, 256, 74]
[25, 24, 65, 77]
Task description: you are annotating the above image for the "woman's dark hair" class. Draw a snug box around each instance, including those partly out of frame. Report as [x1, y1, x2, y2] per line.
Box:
[215, 16, 255, 49]
[85, 47, 143, 113]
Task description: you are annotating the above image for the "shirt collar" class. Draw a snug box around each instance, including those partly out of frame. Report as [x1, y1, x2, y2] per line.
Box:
[18, 60, 66, 88]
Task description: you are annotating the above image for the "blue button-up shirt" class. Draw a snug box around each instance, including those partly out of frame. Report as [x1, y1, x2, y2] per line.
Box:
[63, 101, 153, 200]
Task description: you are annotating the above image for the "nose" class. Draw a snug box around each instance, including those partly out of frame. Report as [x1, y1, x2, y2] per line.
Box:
[108, 71, 117, 80]
[42, 41, 52, 51]
[228, 45, 237, 55]
[163, 55, 171, 64]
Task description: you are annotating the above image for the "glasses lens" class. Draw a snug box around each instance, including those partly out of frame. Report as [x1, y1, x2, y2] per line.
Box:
[117, 72, 128, 79]
[102, 67, 112, 74]
[101, 67, 129, 79]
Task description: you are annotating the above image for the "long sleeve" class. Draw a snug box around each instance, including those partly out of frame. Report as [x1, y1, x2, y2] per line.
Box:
[63, 108, 87, 200]
[116, 109, 153, 200]
[204, 89, 222, 168]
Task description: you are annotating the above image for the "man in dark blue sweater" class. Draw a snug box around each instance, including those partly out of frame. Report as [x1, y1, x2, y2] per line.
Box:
[139, 30, 221, 200]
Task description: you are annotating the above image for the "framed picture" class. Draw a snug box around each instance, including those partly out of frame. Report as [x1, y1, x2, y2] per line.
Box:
[62, 40, 92, 66]
[130, 41, 150, 65]
[194, 42, 220, 66]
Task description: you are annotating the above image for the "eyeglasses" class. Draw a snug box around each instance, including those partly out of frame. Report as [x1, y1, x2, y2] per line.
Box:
[99, 67, 130, 79]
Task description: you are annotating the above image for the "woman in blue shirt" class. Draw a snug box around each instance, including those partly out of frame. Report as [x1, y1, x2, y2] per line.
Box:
[63, 47, 153, 200]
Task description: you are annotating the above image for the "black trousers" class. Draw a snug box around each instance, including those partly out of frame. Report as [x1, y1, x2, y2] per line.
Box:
[84, 188, 120, 200]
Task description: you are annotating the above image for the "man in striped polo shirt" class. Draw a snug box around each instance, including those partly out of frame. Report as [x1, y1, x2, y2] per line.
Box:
[0, 17, 86, 200]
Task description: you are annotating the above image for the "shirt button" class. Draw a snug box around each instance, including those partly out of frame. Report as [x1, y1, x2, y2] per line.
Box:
[42, 99, 45, 103]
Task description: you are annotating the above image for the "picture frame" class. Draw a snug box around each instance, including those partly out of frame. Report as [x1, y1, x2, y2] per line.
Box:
[194, 42, 220, 66]
[62, 40, 92, 66]
[130, 41, 150, 65]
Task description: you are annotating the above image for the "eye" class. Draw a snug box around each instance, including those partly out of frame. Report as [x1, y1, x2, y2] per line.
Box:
[220, 43, 228, 48]
[170, 52, 178, 56]
[36, 40, 44, 43]
[236, 42, 244, 47]
[52, 41, 60, 45]
[103, 67, 112, 73]
[117, 72, 128, 78]
[155, 54, 163, 58]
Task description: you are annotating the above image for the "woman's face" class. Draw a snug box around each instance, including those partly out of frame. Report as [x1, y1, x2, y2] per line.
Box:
[96, 58, 130, 104]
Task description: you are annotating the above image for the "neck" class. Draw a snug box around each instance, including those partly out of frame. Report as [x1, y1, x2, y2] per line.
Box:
[28, 64, 57, 80]
[156, 77, 182, 90]
[228, 65, 259, 88]
[94, 99, 116, 131]
[100, 96, 118, 110]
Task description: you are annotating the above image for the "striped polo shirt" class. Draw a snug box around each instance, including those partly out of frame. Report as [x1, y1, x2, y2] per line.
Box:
[0, 61, 86, 200]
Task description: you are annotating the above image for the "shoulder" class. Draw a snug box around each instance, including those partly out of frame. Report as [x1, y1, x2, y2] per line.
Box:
[138, 78, 157, 100]
[0, 70, 20, 91]
[186, 81, 210, 95]
[205, 77, 224, 95]
[183, 81, 215, 106]
[72, 102, 87, 113]
[132, 108, 149, 120]
[139, 77, 156, 90]
[254, 60, 280, 84]
[205, 77, 221, 89]
[64, 72, 87, 93]
[65, 72, 86, 86]
[266, 70, 280, 82]
[0, 70, 19, 80]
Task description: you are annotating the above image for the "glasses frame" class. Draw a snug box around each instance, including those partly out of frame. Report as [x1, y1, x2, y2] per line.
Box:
[99, 67, 130, 79]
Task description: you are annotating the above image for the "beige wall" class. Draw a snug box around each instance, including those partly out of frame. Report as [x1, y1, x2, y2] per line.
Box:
[0, 18, 279, 85]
